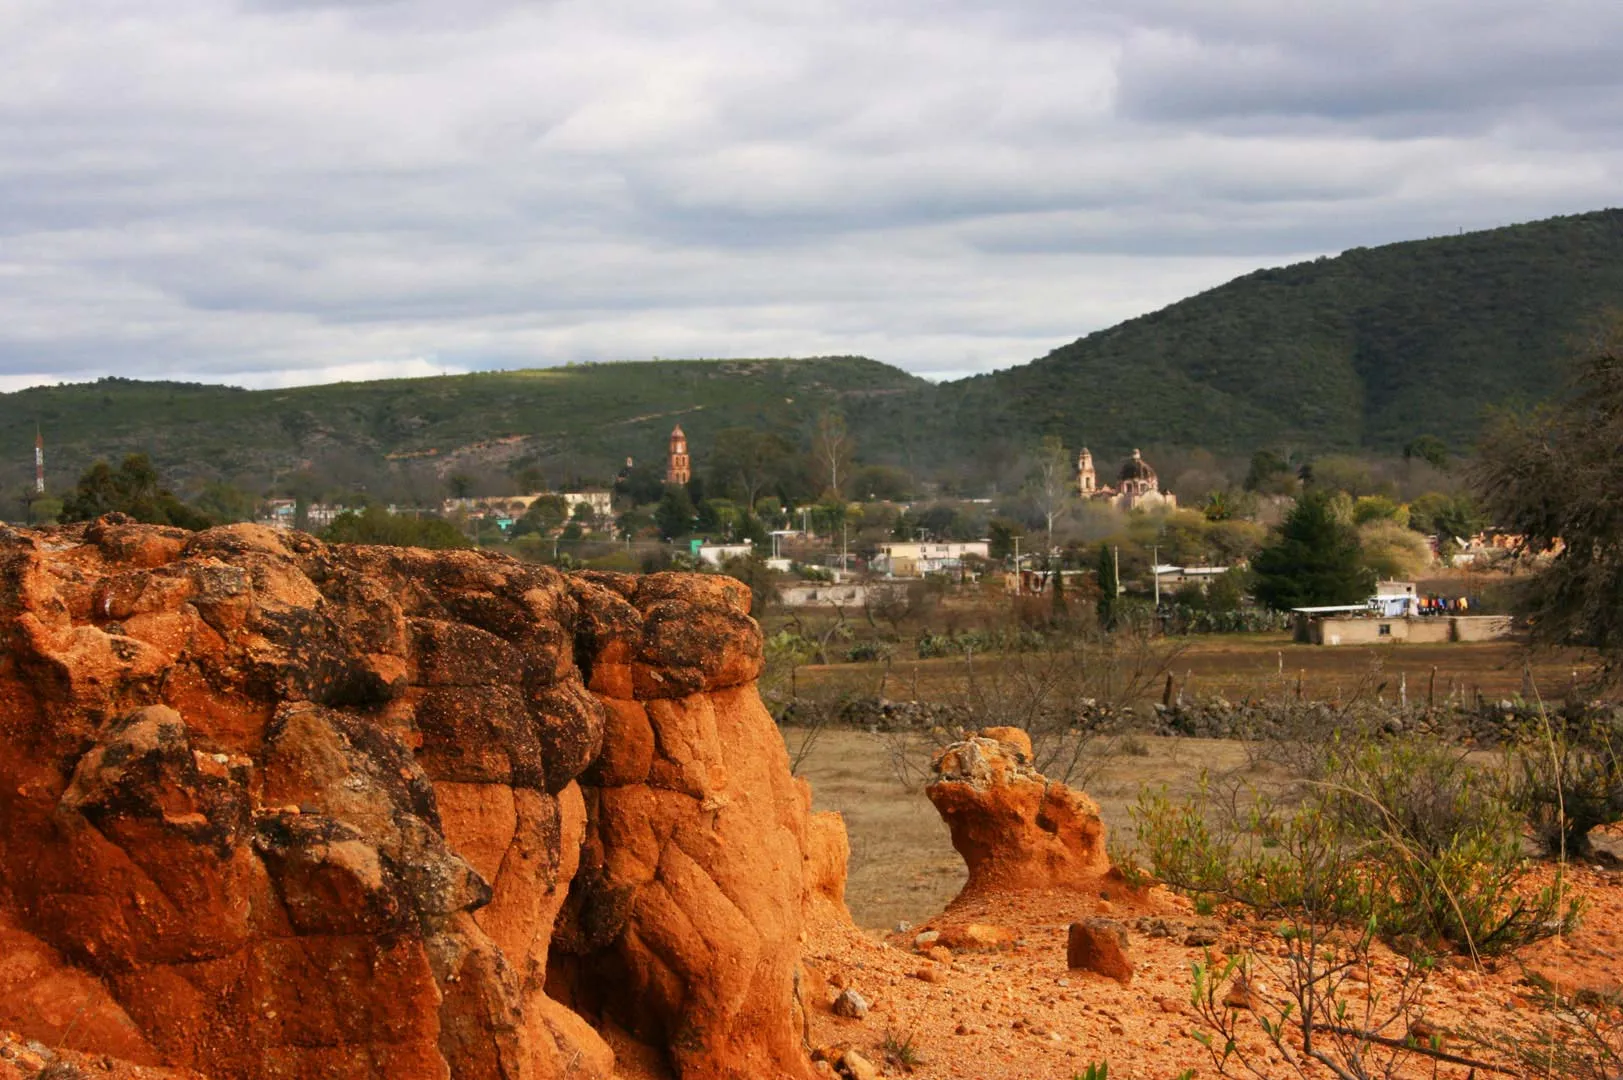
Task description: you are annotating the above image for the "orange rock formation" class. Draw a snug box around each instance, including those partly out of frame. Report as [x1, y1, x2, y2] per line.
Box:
[0, 518, 836, 1080]
[925, 727, 1112, 899]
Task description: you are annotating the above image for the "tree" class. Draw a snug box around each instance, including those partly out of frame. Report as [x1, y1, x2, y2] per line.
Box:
[321, 506, 469, 549]
[193, 481, 256, 524]
[1244, 450, 1294, 494]
[1403, 434, 1451, 472]
[1027, 435, 1073, 562]
[1251, 488, 1375, 611]
[1357, 520, 1432, 580]
[1095, 543, 1119, 629]
[810, 411, 852, 499]
[708, 427, 793, 509]
[61, 454, 212, 530]
[1475, 321, 1623, 651]
[654, 485, 696, 540]
[988, 518, 1025, 560]
[615, 462, 666, 507]
[1406, 491, 1483, 545]
[511, 495, 568, 537]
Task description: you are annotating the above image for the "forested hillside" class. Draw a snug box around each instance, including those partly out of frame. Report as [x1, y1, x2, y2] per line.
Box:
[912, 208, 1623, 460]
[0, 358, 924, 500]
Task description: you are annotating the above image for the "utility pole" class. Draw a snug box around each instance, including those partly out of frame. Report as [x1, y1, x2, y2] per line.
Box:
[1113, 545, 1121, 595]
[34, 426, 44, 495]
[1152, 544, 1160, 609]
[1013, 535, 1022, 593]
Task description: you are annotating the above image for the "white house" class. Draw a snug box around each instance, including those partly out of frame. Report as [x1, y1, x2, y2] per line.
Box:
[560, 491, 614, 523]
[696, 543, 755, 567]
[871, 541, 990, 577]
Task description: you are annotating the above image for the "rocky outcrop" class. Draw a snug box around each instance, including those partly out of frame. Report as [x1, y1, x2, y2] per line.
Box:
[0, 519, 837, 1080]
[925, 727, 1111, 899]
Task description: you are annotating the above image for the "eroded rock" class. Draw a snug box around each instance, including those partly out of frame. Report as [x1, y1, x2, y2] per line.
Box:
[925, 727, 1111, 899]
[0, 520, 840, 1080]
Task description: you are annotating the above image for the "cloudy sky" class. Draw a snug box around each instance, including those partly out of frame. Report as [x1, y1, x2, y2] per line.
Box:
[3, 0, 1620, 391]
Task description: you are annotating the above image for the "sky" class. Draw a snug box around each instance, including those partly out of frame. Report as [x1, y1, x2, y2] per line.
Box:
[2, 0, 1621, 392]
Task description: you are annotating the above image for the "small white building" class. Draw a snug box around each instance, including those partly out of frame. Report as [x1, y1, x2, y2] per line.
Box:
[1153, 565, 1233, 590]
[871, 541, 989, 576]
[696, 543, 755, 567]
[560, 491, 615, 523]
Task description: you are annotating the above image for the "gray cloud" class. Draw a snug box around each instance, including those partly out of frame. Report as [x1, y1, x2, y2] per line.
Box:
[0, 0, 1619, 390]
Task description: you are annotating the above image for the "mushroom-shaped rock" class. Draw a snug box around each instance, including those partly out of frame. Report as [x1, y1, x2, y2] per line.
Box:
[925, 728, 1111, 898]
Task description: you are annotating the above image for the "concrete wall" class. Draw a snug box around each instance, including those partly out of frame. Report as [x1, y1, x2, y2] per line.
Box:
[1452, 615, 1515, 642]
[1311, 615, 1512, 645]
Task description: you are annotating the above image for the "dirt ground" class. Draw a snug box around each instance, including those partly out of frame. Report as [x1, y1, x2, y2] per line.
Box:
[792, 725, 1623, 1080]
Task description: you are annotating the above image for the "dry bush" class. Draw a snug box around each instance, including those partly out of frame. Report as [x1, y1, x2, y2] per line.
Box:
[954, 624, 1180, 787]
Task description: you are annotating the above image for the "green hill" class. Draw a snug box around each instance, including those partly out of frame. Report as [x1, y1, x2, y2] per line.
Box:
[914, 208, 1623, 461]
[1, 357, 926, 501]
[7, 208, 1623, 506]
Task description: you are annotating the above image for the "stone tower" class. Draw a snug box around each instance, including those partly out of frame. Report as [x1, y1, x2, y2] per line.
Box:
[666, 424, 691, 485]
[1077, 447, 1096, 495]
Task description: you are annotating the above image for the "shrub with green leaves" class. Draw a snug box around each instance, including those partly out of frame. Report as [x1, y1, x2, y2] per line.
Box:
[1511, 709, 1623, 859]
[1131, 738, 1580, 956]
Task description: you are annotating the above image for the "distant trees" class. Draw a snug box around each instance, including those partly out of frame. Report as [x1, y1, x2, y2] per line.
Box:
[707, 427, 793, 509]
[1244, 450, 1295, 495]
[1403, 434, 1450, 472]
[1251, 489, 1374, 611]
[509, 495, 569, 537]
[61, 454, 212, 530]
[1406, 491, 1483, 545]
[318, 506, 467, 552]
[654, 485, 696, 540]
[1475, 320, 1623, 651]
[321, 506, 469, 549]
[192, 481, 256, 524]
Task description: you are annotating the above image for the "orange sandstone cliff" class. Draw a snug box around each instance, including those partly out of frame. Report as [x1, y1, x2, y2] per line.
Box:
[0, 518, 844, 1080]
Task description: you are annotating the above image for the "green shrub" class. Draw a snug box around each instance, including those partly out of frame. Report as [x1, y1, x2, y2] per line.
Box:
[1130, 739, 1579, 956]
[1511, 709, 1623, 859]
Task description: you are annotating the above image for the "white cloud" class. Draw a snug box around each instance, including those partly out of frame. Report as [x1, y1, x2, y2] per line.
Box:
[0, 0, 1620, 390]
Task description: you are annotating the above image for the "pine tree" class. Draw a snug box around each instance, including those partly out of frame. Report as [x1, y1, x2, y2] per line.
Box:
[1251, 489, 1374, 610]
[1095, 544, 1118, 629]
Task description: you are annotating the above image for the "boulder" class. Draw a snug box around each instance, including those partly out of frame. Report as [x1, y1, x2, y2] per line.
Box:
[1067, 919, 1135, 983]
[0, 521, 840, 1080]
[925, 728, 1111, 898]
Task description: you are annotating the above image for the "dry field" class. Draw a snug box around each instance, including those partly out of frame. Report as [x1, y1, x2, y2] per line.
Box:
[789, 634, 1594, 710]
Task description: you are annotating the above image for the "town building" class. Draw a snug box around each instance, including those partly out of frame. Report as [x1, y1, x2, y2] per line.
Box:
[1078, 448, 1177, 512]
[560, 491, 614, 523]
[871, 541, 989, 577]
[695, 542, 755, 567]
[666, 425, 691, 486]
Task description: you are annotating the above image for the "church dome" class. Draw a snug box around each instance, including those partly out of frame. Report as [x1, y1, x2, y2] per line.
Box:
[1118, 449, 1156, 483]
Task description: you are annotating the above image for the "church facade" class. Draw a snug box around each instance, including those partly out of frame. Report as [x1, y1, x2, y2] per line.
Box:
[1078, 447, 1176, 512]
